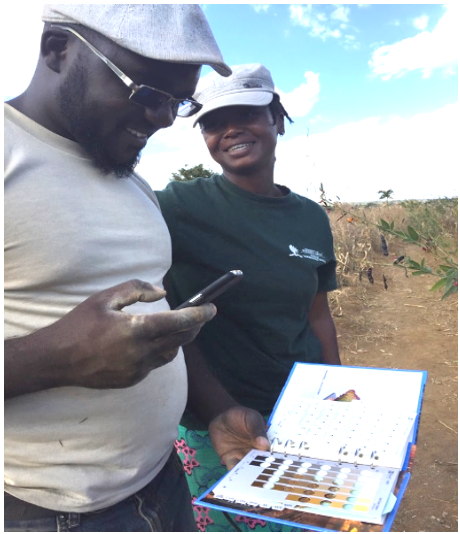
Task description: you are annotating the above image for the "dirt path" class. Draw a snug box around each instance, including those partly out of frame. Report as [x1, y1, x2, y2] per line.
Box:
[332, 258, 458, 532]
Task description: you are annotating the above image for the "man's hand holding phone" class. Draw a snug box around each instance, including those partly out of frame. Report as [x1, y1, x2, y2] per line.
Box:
[59, 279, 218, 389]
[5, 279, 217, 398]
[6, 272, 245, 398]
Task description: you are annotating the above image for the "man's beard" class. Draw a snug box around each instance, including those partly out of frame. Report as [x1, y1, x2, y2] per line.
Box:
[57, 62, 140, 178]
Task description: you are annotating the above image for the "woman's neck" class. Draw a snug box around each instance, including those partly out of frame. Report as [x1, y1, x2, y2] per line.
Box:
[222, 170, 285, 198]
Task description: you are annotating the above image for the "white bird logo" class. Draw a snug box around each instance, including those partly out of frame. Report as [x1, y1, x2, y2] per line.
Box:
[289, 245, 302, 257]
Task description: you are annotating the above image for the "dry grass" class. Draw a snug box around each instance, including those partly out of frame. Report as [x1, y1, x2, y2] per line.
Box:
[330, 288, 400, 353]
[321, 198, 459, 533]
[325, 199, 458, 356]
[326, 199, 458, 289]
[327, 203, 405, 287]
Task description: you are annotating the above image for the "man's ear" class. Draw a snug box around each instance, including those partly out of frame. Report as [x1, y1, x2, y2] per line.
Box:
[277, 114, 285, 137]
[41, 29, 70, 73]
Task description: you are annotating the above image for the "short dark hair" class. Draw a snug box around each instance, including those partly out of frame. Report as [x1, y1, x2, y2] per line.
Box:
[269, 94, 294, 125]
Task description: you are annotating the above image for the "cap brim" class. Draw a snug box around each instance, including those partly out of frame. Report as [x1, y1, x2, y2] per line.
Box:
[210, 63, 232, 77]
[192, 91, 274, 127]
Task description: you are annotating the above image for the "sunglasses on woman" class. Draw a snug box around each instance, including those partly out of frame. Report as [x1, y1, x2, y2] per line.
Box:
[51, 25, 202, 117]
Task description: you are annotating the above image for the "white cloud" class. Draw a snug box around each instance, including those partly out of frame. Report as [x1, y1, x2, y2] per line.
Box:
[289, 4, 352, 42]
[369, 4, 458, 80]
[290, 4, 313, 27]
[413, 15, 429, 31]
[343, 33, 360, 51]
[443, 66, 457, 76]
[139, 104, 459, 204]
[253, 5, 270, 14]
[3, 3, 44, 99]
[273, 103, 459, 202]
[370, 40, 386, 50]
[275, 72, 320, 118]
[137, 120, 220, 192]
[331, 6, 350, 23]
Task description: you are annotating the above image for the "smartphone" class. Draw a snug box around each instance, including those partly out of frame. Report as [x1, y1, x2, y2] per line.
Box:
[175, 270, 244, 310]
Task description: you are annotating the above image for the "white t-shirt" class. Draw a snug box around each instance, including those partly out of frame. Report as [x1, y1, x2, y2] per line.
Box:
[4, 103, 188, 512]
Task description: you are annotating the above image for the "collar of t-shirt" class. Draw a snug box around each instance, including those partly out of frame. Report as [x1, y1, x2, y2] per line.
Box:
[217, 174, 294, 205]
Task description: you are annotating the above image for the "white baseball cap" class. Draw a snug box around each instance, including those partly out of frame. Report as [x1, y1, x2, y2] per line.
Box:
[42, 4, 231, 77]
[191, 63, 277, 127]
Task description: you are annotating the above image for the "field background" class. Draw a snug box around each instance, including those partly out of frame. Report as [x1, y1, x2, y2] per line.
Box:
[327, 199, 458, 532]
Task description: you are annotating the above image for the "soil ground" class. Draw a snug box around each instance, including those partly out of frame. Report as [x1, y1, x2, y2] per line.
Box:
[332, 250, 458, 532]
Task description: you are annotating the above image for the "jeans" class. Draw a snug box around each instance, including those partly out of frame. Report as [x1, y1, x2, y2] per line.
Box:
[4, 450, 196, 532]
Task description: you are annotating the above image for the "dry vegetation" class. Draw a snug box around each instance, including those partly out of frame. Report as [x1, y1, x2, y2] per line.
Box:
[324, 198, 458, 532]
[327, 198, 458, 319]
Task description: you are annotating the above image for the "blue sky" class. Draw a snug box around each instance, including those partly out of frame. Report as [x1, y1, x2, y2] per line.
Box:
[4, 3, 458, 202]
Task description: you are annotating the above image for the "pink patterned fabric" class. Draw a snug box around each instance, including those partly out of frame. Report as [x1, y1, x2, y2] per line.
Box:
[236, 515, 268, 529]
[175, 438, 200, 475]
[175, 430, 303, 532]
[193, 495, 215, 532]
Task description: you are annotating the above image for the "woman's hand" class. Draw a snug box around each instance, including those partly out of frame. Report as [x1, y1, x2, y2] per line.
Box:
[209, 406, 270, 470]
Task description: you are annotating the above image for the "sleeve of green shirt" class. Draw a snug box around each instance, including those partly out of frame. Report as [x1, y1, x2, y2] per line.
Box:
[155, 186, 180, 258]
[318, 260, 338, 293]
[316, 209, 338, 293]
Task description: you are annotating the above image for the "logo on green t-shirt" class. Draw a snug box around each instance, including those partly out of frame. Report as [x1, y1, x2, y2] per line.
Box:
[289, 244, 326, 263]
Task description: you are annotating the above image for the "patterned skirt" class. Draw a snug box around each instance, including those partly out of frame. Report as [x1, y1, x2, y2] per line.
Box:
[175, 425, 306, 532]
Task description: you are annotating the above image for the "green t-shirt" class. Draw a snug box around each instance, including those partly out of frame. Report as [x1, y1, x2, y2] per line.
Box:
[156, 175, 337, 416]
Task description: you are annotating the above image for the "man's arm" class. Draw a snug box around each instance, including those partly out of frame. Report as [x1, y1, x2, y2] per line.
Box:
[309, 291, 341, 365]
[5, 279, 216, 399]
[6, 325, 73, 398]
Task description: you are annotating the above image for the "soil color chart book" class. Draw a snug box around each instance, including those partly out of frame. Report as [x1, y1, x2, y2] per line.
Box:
[196, 363, 427, 532]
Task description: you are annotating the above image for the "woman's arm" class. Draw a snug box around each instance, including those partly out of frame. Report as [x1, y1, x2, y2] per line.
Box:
[184, 341, 270, 469]
[309, 291, 341, 365]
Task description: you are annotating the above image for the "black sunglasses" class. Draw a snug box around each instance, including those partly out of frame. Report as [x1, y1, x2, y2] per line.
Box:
[52, 25, 202, 117]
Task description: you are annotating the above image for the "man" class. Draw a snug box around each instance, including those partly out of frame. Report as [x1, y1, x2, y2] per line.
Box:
[4, 5, 268, 532]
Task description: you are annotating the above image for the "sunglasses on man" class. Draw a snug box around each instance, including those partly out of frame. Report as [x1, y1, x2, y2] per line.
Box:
[51, 25, 202, 117]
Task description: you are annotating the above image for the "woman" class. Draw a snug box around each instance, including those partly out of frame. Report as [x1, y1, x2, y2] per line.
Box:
[156, 64, 340, 532]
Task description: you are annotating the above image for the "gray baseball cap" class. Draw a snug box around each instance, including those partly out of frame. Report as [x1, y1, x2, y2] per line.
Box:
[191, 63, 277, 127]
[42, 4, 231, 77]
